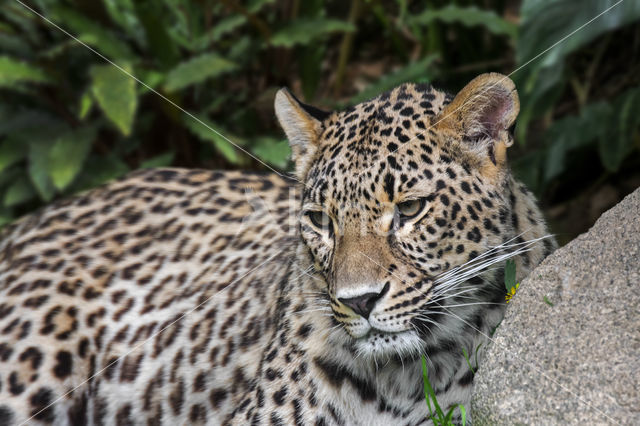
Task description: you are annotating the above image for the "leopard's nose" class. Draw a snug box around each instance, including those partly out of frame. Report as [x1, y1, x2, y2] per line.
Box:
[338, 283, 388, 318]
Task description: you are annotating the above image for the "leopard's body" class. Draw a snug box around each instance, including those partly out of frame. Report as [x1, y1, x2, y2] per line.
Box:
[0, 74, 554, 425]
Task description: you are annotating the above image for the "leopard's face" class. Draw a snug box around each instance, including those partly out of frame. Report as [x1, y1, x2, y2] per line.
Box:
[295, 84, 516, 360]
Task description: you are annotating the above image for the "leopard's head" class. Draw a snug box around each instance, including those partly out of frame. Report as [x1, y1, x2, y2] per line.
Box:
[275, 73, 521, 360]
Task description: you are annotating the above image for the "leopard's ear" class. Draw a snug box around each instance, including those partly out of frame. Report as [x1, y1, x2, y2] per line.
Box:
[435, 73, 519, 178]
[275, 88, 330, 180]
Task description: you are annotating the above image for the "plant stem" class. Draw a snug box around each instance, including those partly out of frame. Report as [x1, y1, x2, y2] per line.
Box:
[333, 0, 362, 97]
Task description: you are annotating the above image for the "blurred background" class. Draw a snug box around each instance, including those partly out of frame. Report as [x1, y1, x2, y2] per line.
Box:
[1, 0, 639, 245]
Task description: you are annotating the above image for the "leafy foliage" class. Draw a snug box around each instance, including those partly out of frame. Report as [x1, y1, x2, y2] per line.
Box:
[91, 64, 137, 135]
[0, 56, 51, 86]
[0, 0, 638, 233]
[410, 5, 517, 39]
[164, 53, 237, 91]
[270, 19, 355, 47]
[512, 0, 640, 193]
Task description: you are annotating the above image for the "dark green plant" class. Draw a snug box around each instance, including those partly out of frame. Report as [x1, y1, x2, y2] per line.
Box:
[421, 355, 467, 426]
[0, 0, 359, 224]
[512, 0, 640, 193]
[0, 0, 638, 231]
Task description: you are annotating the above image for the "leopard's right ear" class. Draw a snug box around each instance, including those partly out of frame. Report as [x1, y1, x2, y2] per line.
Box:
[275, 88, 330, 180]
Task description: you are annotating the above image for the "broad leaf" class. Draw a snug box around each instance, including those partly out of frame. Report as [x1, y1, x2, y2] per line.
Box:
[270, 19, 355, 47]
[140, 151, 175, 169]
[0, 109, 59, 137]
[516, 0, 640, 144]
[518, 0, 640, 68]
[50, 6, 134, 60]
[4, 174, 35, 207]
[164, 54, 237, 91]
[542, 88, 640, 177]
[133, 0, 180, 69]
[91, 63, 138, 136]
[0, 56, 50, 87]
[78, 91, 93, 119]
[48, 126, 97, 190]
[28, 140, 56, 202]
[75, 155, 130, 191]
[251, 138, 290, 168]
[210, 15, 247, 41]
[248, 0, 276, 13]
[183, 116, 242, 164]
[598, 87, 640, 171]
[411, 5, 517, 39]
[0, 137, 28, 174]
[504, 259, 516, 291]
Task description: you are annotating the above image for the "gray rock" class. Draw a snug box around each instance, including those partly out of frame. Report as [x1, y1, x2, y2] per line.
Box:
[472, 187, 640, 425]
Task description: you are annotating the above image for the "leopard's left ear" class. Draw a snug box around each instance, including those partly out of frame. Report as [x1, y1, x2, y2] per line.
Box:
[435, 73, 519, 177]
[275, 88, 330, 180]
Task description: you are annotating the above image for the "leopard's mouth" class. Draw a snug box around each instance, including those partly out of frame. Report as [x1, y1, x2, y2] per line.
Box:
[361, 327, 409, 338]
[351, 328, 424, 360]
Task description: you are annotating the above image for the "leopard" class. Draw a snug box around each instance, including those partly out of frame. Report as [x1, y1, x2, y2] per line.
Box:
[0, 73, 555, 425]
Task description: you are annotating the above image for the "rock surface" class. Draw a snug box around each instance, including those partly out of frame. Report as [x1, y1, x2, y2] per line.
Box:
[472, 187, 640, 425]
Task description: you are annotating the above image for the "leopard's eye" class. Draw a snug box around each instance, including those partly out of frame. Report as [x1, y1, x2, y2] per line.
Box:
[397, 199, 425, 220]
[307, 210, 333, 233]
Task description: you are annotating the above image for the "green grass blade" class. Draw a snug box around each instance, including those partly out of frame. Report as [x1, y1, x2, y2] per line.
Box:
[460, 404, 467, 426]
[421, 355, 445, 420]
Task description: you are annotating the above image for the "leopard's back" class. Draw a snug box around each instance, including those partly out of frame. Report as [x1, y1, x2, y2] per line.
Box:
[0, 168, 296, 425]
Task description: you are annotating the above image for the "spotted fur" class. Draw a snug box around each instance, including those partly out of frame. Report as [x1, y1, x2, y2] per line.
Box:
[0, 73, 554, 425]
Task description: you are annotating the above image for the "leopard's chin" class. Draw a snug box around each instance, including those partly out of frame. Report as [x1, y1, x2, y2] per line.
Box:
[352, 329, 424, 361]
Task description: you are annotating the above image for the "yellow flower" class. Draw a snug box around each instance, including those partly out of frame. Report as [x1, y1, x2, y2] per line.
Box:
[505, 283, 520, 303]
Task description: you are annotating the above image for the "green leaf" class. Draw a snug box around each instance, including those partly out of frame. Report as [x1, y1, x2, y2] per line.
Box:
[91, 63, 138, 136]
[28, 140, 55, 202]
[50, 6, 135, 60]
[140, 151, 175, 169]
[78, 91, 93, 119]
[349, 55, 438, 104]
[4, 174, 35, 207]
[0, 30, 32, 57]
[228, 36, 252, 62]
[0, 109, 59, 137]
[48, 126, 97, 190]
[74, 155, 130, 191]
[411, 5, 517, 39]
[299, 44, 325, 101]
[133, 0, 180, 69]
[512, 151, 542, 192]
[210, 15, 247, 41]
[504, 259, 516, 291]
[0, 137, 28, 174]
[164, 53, 237, 92]
[518, 0, 640, 68]
[516, 1, 640, 144]
[136, 69, 165, 94]
[251, 138, 290, 168]
[183, 116, 243, 164]
[247, 0, 275, 13]
[270, 19, 355, 47]
[599, 87, 640, 171]
[541, 88, 640, 177]
[0, 56, 51, 87]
